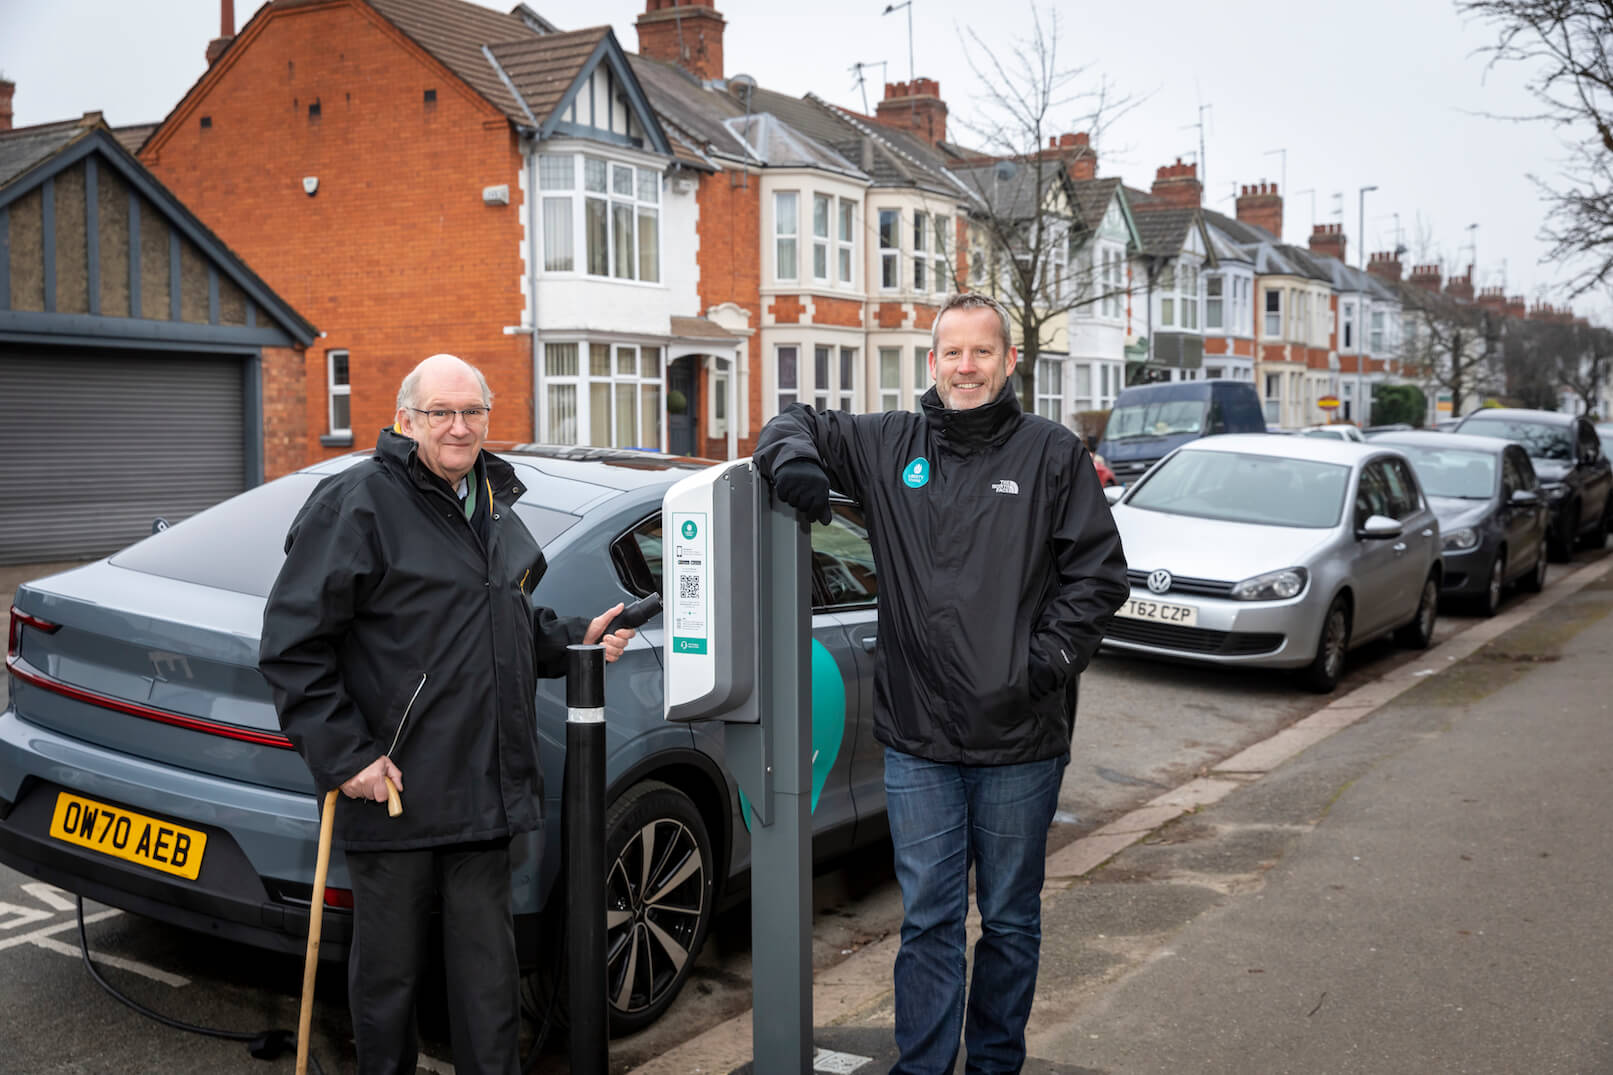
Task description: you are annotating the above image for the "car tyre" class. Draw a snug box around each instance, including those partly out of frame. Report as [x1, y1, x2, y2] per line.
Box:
[601, 780, 715, 1036]
[1520, 536, 1548, 594]
[1578, 501, 1611, 550]
[1395, 574, 1439, 649]
[1549, 503, 1578, 562]
[1478, 553, 1504, 617]
[1301, 596, 1350, 693]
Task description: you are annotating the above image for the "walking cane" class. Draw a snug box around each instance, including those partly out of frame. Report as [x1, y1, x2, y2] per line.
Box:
[297, 788, 340, 1075]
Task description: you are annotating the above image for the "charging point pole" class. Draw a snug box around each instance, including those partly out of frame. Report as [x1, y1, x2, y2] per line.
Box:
[566, 643, 608, 1075]
[726, 478, 813, 1073]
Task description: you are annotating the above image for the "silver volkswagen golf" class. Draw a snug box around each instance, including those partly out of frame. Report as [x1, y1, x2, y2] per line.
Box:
[1101, 434, 1442, 692]
[1, 445, 885, 1035]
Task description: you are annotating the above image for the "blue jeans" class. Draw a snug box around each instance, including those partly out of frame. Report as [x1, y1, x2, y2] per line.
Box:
[884, 747, 1068, 1074]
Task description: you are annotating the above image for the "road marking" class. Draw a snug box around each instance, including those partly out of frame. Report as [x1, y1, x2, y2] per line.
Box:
[29, 935, 190, 987]
[21, 882, 79, 912]
[0, 900, 53, 931]
[0, 908, 121, 951]
[814, 1048, 873, 1072]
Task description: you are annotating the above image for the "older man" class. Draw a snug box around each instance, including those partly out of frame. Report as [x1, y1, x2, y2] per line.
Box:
[260, 353, 632, 1075]
[756, 293, 1128, 1073]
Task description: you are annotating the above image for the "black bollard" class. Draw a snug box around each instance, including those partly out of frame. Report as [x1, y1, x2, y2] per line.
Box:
[565, 643, 608, 1075]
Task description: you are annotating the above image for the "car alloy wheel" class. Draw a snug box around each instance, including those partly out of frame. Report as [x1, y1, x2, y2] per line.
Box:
[1302, 596, 1350, 693]
[1396, 576, 1439, 649]
[1521, 538, 1548, 594]
[602, 781, 714, 1035]
[1482, 554, 1505, 617]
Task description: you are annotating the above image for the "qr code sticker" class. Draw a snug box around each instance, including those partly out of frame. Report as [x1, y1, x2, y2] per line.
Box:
[679, 575, 701, 601]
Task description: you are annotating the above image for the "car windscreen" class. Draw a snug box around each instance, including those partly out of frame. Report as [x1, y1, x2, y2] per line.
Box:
[1458, 418, 1573, 461]
[111, 472, 580, 598]
[1390, 444, 1497, 499]
[1127, 450, 1350, 528]
[1105, 398, 1209, 441]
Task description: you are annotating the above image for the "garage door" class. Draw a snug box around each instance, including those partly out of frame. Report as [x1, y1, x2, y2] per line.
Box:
[0, 348, 246, 565]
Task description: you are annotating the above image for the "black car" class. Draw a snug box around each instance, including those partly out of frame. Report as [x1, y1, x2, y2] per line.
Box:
[1369, 432, 1551, 614]
[1453, 409, 1613, 561]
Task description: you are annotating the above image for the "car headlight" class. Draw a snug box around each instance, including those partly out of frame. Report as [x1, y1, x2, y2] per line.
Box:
[1442, 527, 1479, 552]
[1542, 482, 1571, 500]
[1231, 567, 1308, 601]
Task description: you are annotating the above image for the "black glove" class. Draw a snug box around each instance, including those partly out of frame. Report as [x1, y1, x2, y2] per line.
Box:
[771, 460, 833, 525]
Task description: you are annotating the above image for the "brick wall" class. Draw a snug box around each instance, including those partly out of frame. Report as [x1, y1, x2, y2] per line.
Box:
[141, 0, 531, 470]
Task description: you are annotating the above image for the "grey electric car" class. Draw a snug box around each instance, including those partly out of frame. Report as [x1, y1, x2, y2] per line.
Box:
[0, 445, 885, 1035]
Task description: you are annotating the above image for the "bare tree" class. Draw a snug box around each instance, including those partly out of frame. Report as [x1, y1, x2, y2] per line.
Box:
[941, 6, 1136, 411]
[1400, 287, 1505, 417]
[1460, 0, 1613, 296]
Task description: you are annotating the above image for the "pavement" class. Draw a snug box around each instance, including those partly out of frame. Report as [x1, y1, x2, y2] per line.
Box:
[634, 554, 1613, 1075]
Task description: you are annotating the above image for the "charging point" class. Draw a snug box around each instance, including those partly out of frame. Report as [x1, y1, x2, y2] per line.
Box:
[663, 460, 813, 1073]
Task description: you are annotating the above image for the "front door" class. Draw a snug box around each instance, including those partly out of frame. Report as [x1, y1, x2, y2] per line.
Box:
[668, 356, 698, 457]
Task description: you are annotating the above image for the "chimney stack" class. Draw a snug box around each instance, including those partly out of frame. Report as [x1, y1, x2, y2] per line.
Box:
[1308, 222, 1346, 262]
[1235, 181, 1283, 240]
[206, 0, 236, 66]
[1409, 264, 1443, 292]
[874, 78, 948, 146]
[1143, 158, 1201, 209]
[1505, 294, 1527, 319]
[636, 0, 725, 83]
[1367, 250, 1403, 282]
[1445, 266, 1474, 303]
[1046, 132, 1096, 180]
[1477, 286, 1507, 315]
[0, 79, 13, 132]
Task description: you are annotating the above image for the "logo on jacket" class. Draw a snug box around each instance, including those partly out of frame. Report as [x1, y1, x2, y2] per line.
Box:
[991, 479, 1019, 495]
[1146, 569, 1173, 594]
[902, 457, 930, 489]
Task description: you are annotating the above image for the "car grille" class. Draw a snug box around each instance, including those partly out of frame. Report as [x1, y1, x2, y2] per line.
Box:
[1126, 570, 1237, 598]
[1111, 459, 1153, 481]
[1106, 619, 1284, 656]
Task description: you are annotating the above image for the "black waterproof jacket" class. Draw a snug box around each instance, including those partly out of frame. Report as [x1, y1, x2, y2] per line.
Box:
[755, 386, 1128, 765]
[259, 430, 586, 851]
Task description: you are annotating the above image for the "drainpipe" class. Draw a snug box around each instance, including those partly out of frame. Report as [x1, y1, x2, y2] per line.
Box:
[526, 135, 542, 439]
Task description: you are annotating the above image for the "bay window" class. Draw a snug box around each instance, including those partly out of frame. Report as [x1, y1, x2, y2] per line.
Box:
[542, 154, 659, 281]
[542, 341, 661, 448]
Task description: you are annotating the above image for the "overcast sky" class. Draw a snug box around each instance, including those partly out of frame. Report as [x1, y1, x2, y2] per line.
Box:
[5, 0, 1596, 319]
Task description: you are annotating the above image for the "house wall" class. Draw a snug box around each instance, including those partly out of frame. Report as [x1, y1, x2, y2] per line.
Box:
[141, 0, 530, 475]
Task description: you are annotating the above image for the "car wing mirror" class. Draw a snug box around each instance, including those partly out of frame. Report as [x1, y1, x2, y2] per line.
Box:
[1103, 485, 1124, 506]
[1357, 514, 1402, 539]
[1509, 488, 1540, 506]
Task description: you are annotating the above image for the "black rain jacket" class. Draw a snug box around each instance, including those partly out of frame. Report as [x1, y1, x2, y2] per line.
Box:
[755, 386, 1128, 765]
[258, 429, 586, 851]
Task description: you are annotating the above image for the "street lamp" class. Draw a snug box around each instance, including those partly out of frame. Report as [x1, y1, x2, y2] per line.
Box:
[1357, 185, 1378, 426]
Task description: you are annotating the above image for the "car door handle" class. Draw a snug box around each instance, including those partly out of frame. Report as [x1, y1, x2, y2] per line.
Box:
[1393, 542, 1407, 553]
[860, 634, 877, 652]
[1421, 529, 1434, 538]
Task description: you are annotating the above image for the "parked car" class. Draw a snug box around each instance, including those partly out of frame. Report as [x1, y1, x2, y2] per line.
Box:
[1297, 424, 1366, 443]
[1363, 423, 1416, 437]
[1095, 379, 1267, 486]
[1100, 434, 1442, 692]
[1435, 418, 1464, 432]
[1369, 432, 1550, 614]
[1453, 409, 1613, 561]
[0, 445, 886, 1035]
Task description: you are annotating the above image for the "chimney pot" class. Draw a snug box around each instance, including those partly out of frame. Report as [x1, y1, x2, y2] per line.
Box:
[0, 79, 13, 133]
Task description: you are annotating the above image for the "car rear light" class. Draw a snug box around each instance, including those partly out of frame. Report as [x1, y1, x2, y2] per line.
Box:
[8, 606, 60, 662]
[323, 886, 355, 909]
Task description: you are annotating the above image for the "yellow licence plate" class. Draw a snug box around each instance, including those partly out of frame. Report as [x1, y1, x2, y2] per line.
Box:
[48, 792, 207, 881]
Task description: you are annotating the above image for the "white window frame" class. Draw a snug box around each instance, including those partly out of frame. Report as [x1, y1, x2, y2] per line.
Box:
[1205, 274, 1223, 330]
[776, 344, 800, 416]
[572, 155, 660, 282]
[812, 193, 832, 283]
[327, 350, 350, 436]
[934, 215, 951, 295]
[913, 345, 928, 409]
[1264, 288, 1282, 338]
[1180, 264, 1198, 331]
[1159, 264, 1176, 328]
[878, 346, 903, 411]
[541, 339, 663, 449]
[879, 208, 901, 290]
[837, 199, 856, 286]
[1036, 357, 1064, 423]
[913, 210, 929, 293]
[775, 191, 799, 282]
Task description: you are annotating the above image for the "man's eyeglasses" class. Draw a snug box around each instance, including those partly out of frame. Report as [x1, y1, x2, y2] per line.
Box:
[408, 406, 490, 430]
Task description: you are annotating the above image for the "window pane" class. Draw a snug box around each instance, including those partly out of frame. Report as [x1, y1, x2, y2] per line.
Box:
[814, 241, 828, 279]
[548, 383, 577, 444]
[882, 253, 898, 289]
[776, 192, 798, 234]
[543, 197, 574, 272]
[586, 198, 608, 275]
[642, 346, 662, 378]
[813, 506, 879, 608]
[880, 347, 900, 388]
[637, 209, 659, 282]
[617, 346, 637, 376]
[839, 200, 854, 241]
[637, 168, 659, 203]
[539, 154, 573, 190]
[814, 194, 830, 237]
[590, 343, 612, 376]
[815, 345, 830, 393]
[779, 238, 798, 280]
[330, 352, 349, 385]
[839, 246, 852, 282]
[615, 384, 636, 446]
[612, 203, 634, 278]
[777, 345, 798, 392]
[879, 209, 898, 250]
[589, 383, 611, 446]
[545, 342, 578, 377]
[640, 384, 660, 448]
[330, 394, 350, 431]
[612, 164, 634, 196]
[913, 212, 928, 252]
[584, 157, 607, 193]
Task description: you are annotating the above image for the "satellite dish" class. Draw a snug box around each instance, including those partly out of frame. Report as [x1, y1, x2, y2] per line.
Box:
[729, 72, 757, 111]
[994, 160, 1018, 181]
